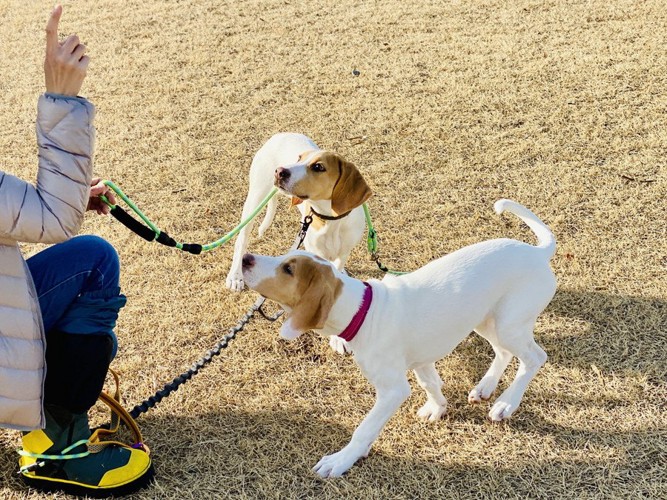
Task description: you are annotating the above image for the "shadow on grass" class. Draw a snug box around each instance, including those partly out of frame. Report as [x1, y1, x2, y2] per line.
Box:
[441, 285, 666, 385]
[2, 402, 662, 499]
[1, 288, 663, 497]
[543, 288, 666, 380]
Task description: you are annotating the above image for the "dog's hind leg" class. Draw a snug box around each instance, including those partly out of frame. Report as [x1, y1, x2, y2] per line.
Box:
[487, 323, 547, 422]
[469, 318, 514, 403]
[414, 363, 448, 421]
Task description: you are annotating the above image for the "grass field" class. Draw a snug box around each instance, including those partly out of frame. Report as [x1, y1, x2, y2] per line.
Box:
[1, 0, 665, 498]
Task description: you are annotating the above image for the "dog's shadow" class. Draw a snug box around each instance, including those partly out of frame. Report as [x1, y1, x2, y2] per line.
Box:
[541, 288, 665, 380]
[441, 285, 666, 384]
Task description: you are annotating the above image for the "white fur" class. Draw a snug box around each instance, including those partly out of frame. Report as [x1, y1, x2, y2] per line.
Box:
[243, 200, 557, 477]
[225, 133, 366, 292]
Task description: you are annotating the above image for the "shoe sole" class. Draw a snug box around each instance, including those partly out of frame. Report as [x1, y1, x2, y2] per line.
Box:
[21, 463, 155, 498]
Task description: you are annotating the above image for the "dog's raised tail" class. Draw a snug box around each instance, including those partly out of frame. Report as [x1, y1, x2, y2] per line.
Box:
[494, 199, 556, 258]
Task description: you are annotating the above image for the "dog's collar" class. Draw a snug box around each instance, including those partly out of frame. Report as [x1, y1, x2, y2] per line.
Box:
[310, 207, 352, 221]
[337, 282, 373, 342]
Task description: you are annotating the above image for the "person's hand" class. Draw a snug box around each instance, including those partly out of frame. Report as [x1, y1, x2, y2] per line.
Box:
[87, 178, 116, 215]
[44, 5, 90, 96]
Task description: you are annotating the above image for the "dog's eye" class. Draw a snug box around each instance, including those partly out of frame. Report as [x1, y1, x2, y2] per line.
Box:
[282, 263, 293, 276]
[311, 163, 325, 173]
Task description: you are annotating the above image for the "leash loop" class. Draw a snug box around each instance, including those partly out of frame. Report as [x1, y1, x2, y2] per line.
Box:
[19, 369, 149, 474]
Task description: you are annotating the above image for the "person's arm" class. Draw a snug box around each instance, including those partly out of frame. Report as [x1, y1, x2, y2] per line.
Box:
[0, 5, 95, 244]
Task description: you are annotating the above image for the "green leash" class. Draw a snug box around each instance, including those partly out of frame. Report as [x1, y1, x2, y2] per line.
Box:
[100, 180, 278, 254]
[17, 439, 91, 474]
[363, 204, 407, 276]
[100, 180, 407, 273]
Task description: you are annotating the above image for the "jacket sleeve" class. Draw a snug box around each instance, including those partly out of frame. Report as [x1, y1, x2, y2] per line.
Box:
[0, 94, 95, 244]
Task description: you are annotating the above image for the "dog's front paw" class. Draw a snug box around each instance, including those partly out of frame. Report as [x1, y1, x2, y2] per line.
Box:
[488, 400, 516, 422]
[313, 449, 361, 478]
[328, 336, 349, 355]
[468, 384, 494, 404]
[225, 273, 245, 292]
[417, 400, 447, 422]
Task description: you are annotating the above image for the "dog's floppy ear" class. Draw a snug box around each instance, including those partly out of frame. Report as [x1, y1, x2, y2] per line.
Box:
[280, 262, 342, 340]
[331, 158, 372, 216]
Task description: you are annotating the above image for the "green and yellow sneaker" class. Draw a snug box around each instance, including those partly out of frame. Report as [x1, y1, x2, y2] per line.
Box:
[18, 404, 153, 497]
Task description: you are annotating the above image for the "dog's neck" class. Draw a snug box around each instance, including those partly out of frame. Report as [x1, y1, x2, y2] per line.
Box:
[316, 275, 369, 338]
[305, 199, 345, 221]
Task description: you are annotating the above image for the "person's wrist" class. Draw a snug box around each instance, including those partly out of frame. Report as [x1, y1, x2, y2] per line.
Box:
[46, 90, 79, 96]
[44, 75, 83, 96]
[44, 92, 87, 103]
[45, 84, 81, 96]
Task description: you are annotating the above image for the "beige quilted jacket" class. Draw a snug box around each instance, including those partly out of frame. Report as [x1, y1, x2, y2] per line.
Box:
[0, 94, 95, 431]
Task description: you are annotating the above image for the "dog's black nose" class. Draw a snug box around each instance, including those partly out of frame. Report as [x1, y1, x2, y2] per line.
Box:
[242, 254, 255, 269]
[275, 167, 290, 180]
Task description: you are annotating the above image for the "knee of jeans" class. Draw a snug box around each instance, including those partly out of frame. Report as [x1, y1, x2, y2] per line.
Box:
[77, 235, 121, 288]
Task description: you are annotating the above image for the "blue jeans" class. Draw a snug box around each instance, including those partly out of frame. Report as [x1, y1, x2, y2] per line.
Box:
[26, 235, 126, 359]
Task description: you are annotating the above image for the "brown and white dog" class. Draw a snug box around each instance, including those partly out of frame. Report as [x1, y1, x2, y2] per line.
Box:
[225, 133, 372, 293]
[241, 199, 557, 477]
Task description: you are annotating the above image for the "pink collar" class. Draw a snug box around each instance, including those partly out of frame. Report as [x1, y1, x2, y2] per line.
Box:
[337, 282, 373, 342]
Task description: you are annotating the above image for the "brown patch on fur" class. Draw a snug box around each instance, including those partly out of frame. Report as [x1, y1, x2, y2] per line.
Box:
[297, 150, 318, 162]
[253, 255, 343, 332]
[290, 151, 372, 214]
[330, 156, 373, 216]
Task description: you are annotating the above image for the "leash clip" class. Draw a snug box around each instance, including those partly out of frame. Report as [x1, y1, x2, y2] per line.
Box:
[296, 215, 313, 249]
[302, 214, 313, 230]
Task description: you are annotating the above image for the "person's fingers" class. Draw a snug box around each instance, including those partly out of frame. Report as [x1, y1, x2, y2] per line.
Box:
[79, 55, 91, 72]
[91, 198, 110, 216]
[45, 5, 62, 54]
[61, 34, 80, 54]
[89, 184, 105, 197]
[88, 198, 103, 214]
[89, 179, 115, 209]
[71, 43, 86, 62]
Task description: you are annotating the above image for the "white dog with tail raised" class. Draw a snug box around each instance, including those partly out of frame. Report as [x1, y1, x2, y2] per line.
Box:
[241, 199, 557, 478]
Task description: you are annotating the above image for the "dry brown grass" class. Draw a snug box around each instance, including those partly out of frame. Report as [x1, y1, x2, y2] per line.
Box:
[1, 0, 666, 498]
